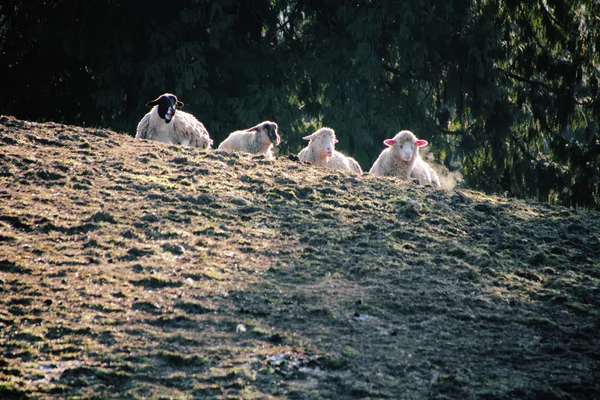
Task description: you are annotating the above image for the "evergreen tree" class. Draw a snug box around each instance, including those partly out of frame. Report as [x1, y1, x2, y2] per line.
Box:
[1, 0, 598, 207]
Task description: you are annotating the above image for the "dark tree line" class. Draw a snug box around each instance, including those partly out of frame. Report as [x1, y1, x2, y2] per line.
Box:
[1, 0, 599, 208]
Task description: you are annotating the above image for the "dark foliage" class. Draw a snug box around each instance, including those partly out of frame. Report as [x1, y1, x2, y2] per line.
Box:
[1, 0, 599, 207]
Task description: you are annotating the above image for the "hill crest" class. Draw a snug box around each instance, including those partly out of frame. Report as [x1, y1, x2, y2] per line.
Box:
[1, 115, 599, 399]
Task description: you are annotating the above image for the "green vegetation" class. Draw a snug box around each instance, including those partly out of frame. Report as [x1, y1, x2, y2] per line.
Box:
[1, 1, 599, 207]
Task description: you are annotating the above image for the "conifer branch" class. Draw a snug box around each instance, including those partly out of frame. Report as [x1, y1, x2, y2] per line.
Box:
[382, 64, 431, 82]
[495, 68, 554, 92]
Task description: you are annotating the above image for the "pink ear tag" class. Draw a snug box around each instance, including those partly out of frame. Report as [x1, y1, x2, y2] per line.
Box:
[415, 139, 428, 147]
[383, 139, 396, 147]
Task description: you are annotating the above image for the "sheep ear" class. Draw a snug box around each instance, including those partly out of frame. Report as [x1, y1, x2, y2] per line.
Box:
[176, 100, 184, 108]
[415, 139, 428, 147]
[334, 138, 339, 143]
[383, 139, 396, 147]
[302, 134, 315, 141]
[146, 98, 161, 107]
[245, 123, 262, 132]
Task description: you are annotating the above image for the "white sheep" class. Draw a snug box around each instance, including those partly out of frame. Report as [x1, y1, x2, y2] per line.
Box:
[298, 127, 363, 175]
[217, 121, 280, 158]
[369, 130, 440, 186]
[136, 93, 212, 149]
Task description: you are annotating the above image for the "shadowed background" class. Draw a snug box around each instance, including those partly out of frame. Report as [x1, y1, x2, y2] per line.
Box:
[1, 0, 599, 207]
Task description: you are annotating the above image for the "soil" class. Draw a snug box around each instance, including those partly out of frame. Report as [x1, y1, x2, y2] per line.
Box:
[1, 115, 599, 399]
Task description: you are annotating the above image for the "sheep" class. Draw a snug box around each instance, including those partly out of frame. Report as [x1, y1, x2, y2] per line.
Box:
[298, 127, 363, 175]
[136, 93, 212, 149]
[369, 130, 440, 186]
[217, 121, 280, 158]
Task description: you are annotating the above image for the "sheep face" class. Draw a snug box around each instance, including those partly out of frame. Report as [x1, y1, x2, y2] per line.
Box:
[384, 131, 428, 163]
[248, 121, 280, 146]
[146, 93, 184, 124]
[303, 128, 338, 158]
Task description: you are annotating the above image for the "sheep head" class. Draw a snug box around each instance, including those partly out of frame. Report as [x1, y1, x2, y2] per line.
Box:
[146, 93, 184, 124]
[303, 127, 338, 159]
[384, 130, 428, 163]
[247, 121, 280, 146]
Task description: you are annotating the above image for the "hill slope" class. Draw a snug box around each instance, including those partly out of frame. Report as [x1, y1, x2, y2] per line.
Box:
[1, 115, 599, 399]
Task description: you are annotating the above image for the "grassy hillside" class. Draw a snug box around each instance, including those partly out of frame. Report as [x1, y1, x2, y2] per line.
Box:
[1, 115, 599, 399]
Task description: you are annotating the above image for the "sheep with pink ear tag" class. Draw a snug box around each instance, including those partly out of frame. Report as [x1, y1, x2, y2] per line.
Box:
[369, 130, 440, 186]
[298, 127, 363, 175]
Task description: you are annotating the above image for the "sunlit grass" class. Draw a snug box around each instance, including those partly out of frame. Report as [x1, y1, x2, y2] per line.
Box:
[0, 116, 599, 399]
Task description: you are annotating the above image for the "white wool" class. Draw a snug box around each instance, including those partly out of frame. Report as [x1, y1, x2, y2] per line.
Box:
[412, 157, 441, 187]
[345, 156, 364, 175]
[369, 130, 439, 186]
[136, 106, 212, 149]
[218, 121, 280, 158]
[298, 127, 363, 175]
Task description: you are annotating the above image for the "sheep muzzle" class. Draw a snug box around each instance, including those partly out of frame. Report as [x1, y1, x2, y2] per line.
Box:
[270, 132, 281, 146]
[165, 107, 175, 122]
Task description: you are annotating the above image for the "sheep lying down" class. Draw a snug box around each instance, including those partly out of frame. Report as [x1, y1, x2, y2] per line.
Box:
[298, 127, 363, 175]
[369, 130, 440, 186]
[218, 121, 280, 158]
[136, 93, 212, 149]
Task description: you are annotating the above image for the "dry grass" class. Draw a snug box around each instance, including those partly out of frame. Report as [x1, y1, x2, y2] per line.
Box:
[1, 115, 599, 399]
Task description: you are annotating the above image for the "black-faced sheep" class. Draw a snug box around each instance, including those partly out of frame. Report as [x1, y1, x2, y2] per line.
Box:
[369, 130, 440, 186]
[136, 93, 212, 149]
